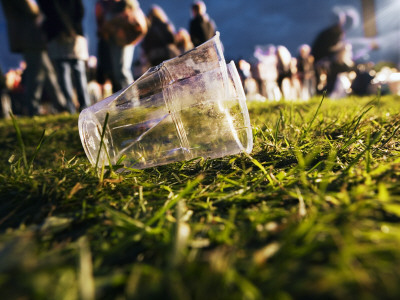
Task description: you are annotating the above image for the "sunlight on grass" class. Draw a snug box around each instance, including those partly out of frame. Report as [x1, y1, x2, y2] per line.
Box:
[1, 95, 400, 299]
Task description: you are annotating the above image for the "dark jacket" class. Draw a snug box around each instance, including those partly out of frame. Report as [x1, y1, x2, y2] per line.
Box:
[142, 18, 175, 53]
[189, 14, 216, 47]
[141, 17, 179, 66]
[0, 0, 46, 52]
[311, 23, 344, 62]
[37, 0, 85, 41]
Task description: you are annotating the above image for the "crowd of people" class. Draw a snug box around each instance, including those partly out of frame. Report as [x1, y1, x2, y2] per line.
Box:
[237, 14, 396, 102]
[0, 0, 399, 118]
[0, 0, 216, 117]
[238, 41, 357, 102]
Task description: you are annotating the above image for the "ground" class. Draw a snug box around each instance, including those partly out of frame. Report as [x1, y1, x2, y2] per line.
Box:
[1, 95, 400, 300]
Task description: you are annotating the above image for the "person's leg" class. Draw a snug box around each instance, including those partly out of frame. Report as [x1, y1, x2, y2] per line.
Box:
[42, 53, 69, 113]
[110, 43, 134, 92]
[22, 50, 45, 115]
[71, 59, 90, 110]
[54, 59, 76, 113]
[1, 91, 12, 119]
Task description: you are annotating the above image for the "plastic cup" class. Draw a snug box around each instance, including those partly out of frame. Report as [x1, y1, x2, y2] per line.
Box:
[78, 34, 253, 169]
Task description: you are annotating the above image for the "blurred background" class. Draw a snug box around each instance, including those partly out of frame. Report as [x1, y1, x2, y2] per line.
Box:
[1, 0, 399, 71]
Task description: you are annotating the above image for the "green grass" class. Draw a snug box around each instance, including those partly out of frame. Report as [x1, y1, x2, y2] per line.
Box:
[1, 94, 400, 300]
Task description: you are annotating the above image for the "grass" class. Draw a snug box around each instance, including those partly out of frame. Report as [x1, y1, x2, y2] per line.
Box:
[1, 94, 400, 299]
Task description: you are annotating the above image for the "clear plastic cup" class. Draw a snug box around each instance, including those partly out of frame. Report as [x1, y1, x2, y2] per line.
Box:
[78, 34, 252, 169]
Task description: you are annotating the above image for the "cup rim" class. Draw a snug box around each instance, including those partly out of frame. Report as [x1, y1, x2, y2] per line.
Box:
[226, 61, 253, 154]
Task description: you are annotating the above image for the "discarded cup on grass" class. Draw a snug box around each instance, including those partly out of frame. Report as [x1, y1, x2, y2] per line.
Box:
[78, 33, 253, 169]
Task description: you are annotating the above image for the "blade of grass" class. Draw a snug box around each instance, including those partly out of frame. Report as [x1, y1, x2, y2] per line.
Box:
[341, 130, 382, 176]
[9, 112, 27, 169]
[376, 124, 400, 152]
[318, 148, 338, 193]
[28, 129, 46, 170]
[115, 154, 127, 166]
[243, 152, 267, 175]
[95, 112, 110, 171]
[365, 129, 371, 173]
[343, 106, 373, 149]
[146, 174, 203, 227]
[274, 111, 282, 146]
[28, 130, 57, 170]
[99, 161, 106, 184]
[78, 236, 95, 300]
[302, 91, 325, 139]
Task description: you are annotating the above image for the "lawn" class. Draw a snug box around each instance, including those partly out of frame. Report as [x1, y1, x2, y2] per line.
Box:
[1, 94, 400, 300]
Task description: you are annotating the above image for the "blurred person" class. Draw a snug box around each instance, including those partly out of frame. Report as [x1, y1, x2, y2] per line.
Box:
[311, 12, 346, 95]
[189, 1, 216, 47]
[290, 57, 302, 100]
[95, 1, 113, 90]
[95, 0, 147, 92]
[314, 60, 329, 94]
[237, 59, 260, 100]
[0, 66, 12, 118]
[86, 56, 103, 104]
[276, 45, 295, 100]
[5, 66, 25, 115]
[0, 0, 67, 116]
[372, 66, 400, 96]
[387, 71, 400, 96]
[175, 28, 194, 54]
[327, 43, 356, 98]
[237, 59, 251, 84]
[141, 5, 180, 67]
[296, 44, 316, 100]
[38, 0, 91, 113]
[5, 69, 23, 92]
[351, 63, 375, 96]
[254, 45, 281, 101]
[311, 15, 345, 63]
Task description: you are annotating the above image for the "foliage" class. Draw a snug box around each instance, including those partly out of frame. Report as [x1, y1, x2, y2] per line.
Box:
[1, 95, 400, 300]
